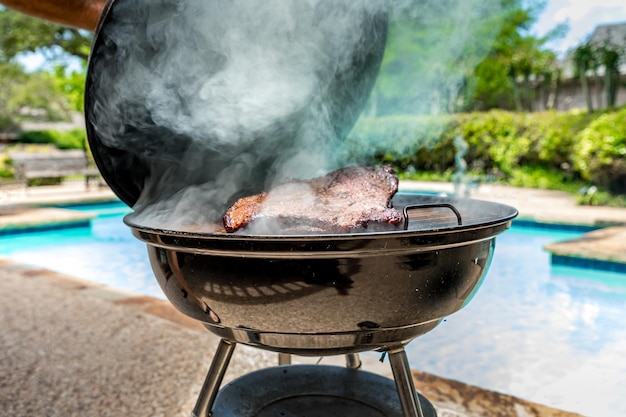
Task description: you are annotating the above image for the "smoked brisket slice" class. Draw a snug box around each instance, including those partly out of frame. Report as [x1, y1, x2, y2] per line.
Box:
[223, 165, 403, 233]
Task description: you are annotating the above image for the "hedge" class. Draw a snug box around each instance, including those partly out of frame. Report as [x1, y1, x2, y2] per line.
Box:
[18, 129, 87, 150]
[14, 110, 626, 194]
[347, 108, 624, 194]
[572, 108, 626, 194]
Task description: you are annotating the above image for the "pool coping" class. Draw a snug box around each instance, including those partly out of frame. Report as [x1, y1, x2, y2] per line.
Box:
[3, 203, 625, 271]
[543, 226, 626, 271]
[0, 206, 97, 234]
[0, 190, 121, 233]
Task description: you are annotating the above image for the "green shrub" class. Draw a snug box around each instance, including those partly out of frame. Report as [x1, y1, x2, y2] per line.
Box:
[505, 165, 581, 192]
[0, 114, 19, 133]
[18, 129, 86, 150]
[577, 190, 626, 207]
[0, 154, 13, 178]
[459, 110, 524, 175]
[348, 107, 625, 197]
[530, 110, 594, 166]
[347, 114, 454, 170]
[573, 107, 626, 194]
[27, 177, 63, 186]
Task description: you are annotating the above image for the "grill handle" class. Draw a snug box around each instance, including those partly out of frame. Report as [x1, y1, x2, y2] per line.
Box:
[403, 203, 463, 229]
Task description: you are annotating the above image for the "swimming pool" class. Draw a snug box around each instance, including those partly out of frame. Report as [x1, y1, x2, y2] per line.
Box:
[0, 202, 162, 298]
[1, 200, 624, 417]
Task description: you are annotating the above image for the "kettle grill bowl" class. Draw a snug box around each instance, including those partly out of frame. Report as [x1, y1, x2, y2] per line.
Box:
[127, 195, 516, 356]
[146, 240, 493, 355]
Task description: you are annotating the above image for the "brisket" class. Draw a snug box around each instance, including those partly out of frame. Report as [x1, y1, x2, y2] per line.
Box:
[223, 165, 403, 233]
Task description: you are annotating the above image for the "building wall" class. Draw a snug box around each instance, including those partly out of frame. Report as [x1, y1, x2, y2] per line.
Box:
[528, 22, 626, 112]
[532, 75, 626, 112]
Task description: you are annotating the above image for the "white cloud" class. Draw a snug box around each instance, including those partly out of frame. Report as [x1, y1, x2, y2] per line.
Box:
[533, 0, 626, 55]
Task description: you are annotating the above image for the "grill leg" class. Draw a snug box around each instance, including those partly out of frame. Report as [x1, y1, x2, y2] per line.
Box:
[278, 353, 291, 365]
[388, 346, 425, 417]
[345, 353, 362, 369]
[191, 339, 236, 417]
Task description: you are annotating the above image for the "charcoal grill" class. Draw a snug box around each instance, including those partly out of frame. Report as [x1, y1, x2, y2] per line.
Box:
[85, 1, 518, 415]
[122, 195, 517, 417]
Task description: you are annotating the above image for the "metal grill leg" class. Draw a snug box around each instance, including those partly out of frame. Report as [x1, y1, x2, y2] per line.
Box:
[278, 353, 291, 365]
[345, 353, 362, 369]
[191, 339, 236, 417]
[388, 347, 425, 417]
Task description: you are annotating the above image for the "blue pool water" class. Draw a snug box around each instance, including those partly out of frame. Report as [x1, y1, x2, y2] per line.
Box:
[1, 200, 624, 417]
[0, 202, 163, 298]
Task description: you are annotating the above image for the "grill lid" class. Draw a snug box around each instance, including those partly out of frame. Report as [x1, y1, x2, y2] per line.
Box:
[85, 0, 389, 207]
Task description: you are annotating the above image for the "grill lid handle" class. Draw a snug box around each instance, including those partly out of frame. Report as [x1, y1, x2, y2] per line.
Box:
[402, 203, 463, 230]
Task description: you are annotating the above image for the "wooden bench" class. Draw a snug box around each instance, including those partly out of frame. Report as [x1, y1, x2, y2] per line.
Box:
[8, 150, 101, 189]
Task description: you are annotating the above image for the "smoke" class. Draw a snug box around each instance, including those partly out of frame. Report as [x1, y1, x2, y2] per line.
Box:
[345, 0, 506, 162]
[86, 0, 503, 230]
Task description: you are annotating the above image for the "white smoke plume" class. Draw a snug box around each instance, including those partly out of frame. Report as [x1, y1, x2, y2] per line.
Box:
[86, 0, 503, 230]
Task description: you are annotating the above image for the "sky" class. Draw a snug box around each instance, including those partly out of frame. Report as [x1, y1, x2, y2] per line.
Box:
[531, 0, 626, 56]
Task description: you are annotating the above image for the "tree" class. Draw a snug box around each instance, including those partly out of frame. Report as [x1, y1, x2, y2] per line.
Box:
[534, 49, 558, 110]
[0, 6, 92, 64]
[0, 61, 25, 131]
[572, 44, 595, 112]
[0, 61, 73, 123]
[0, 7, 89, 128]
[468, 0, 565, 112]
[368, 0, 509, 116]
[508, 36, 548, 111]
[596, 41, 622, 108]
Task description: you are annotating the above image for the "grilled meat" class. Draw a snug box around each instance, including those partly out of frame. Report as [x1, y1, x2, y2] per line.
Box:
[223, 165, 403, 233]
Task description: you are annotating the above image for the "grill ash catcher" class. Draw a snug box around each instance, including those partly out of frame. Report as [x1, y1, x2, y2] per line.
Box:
[85, 1, 518, 416]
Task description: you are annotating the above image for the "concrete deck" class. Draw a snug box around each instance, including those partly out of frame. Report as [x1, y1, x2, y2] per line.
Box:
[0, 260, 584, 417]
[2, 181, 623, 416]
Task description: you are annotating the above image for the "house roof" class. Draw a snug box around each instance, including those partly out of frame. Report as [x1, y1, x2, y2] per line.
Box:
[557, 21, 626, 78]
[587, 21, 626, 48]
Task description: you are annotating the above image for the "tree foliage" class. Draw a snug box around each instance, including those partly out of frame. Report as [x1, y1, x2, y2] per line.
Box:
[468, 0, 565, 112]
[0, 61, 75, 123]
[572, 40, 625, 112]
[572, 44, 595, 112]
[369, 0, 566, 114]
[3, 1, 618, 122]
[0, 7, 88, 129]
[596, 42, 623, 108]
[0, 6, 92, 63]
[371, 0, 507, 115]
